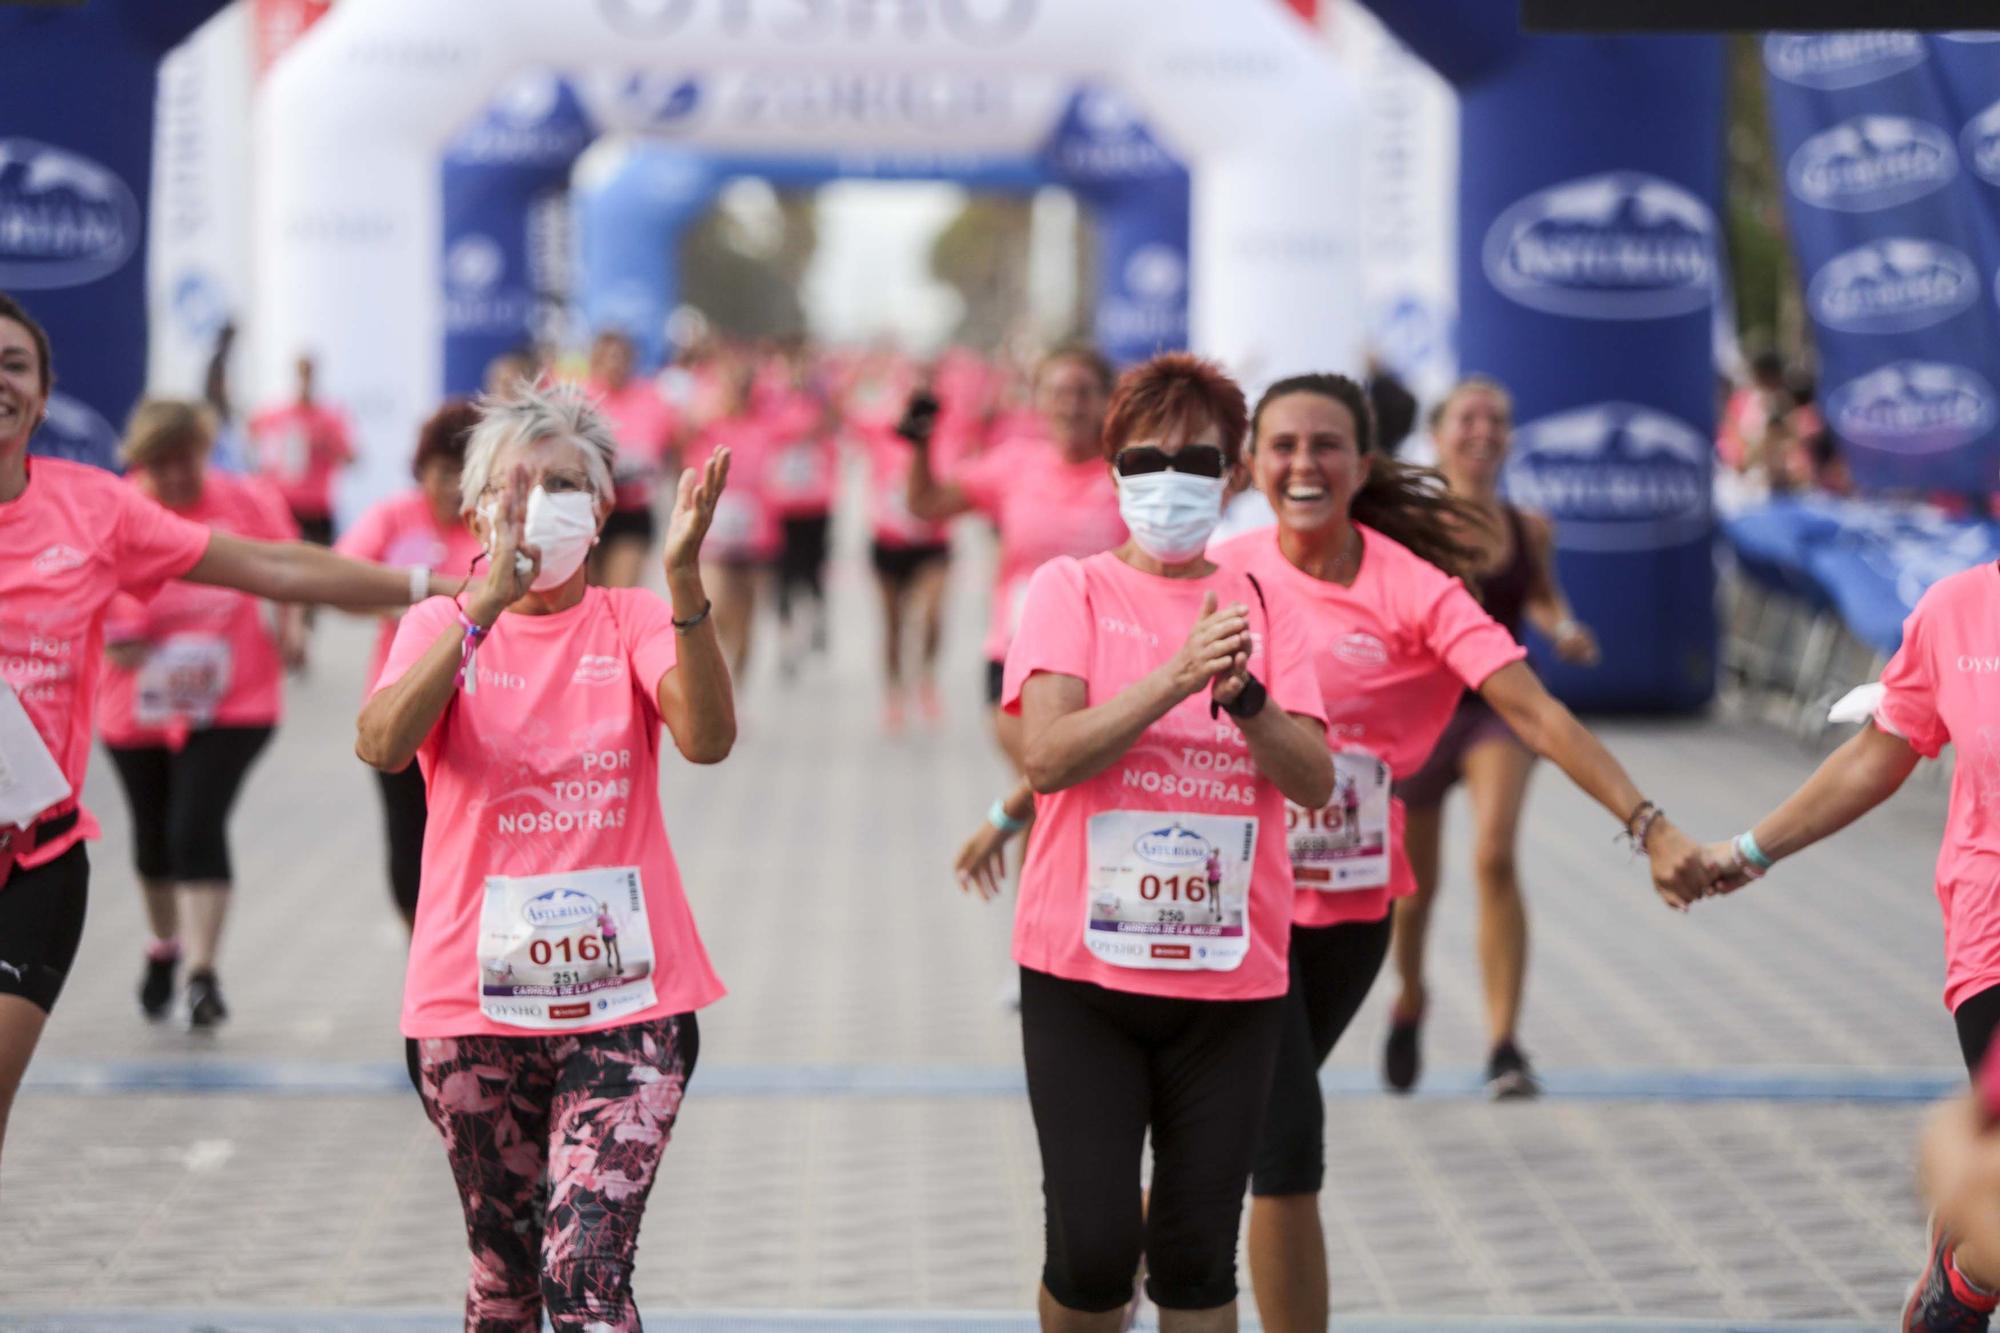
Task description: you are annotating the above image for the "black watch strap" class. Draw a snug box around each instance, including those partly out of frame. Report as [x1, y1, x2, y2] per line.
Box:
[1210, 671, 1269, 721]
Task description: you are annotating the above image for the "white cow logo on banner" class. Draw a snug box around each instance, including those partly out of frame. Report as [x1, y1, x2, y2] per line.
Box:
[1789, 115, 1958, 212]
[1482, 171, 1716, 320]
[1503, 402, 1710, 552]
[1828, 361, 1998, 456]
[1808, 238, 1980, 334]
[1763, 32, 1927, 90]
[0, 138, 142, 289]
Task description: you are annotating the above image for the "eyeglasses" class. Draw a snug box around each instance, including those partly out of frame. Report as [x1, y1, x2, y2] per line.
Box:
[1113, 444, 1227, 479]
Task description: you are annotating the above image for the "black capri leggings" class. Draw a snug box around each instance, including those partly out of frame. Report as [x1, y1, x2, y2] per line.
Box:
[373, 761, 428, 923]
[1954, 982, 2000, 1074]
[1019, 966, 1284, 1314]
[776, 513, 831, 617]
[0, 842, 89, 1013]
[1251, 915, 1394, 1197]
[104, 726, 273, 883]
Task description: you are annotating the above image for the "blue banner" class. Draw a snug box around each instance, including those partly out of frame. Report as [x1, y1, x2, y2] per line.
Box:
[1766, 32, 2000, 498]
[441, 75, 596, 396]
[1368, 4, 1726, 711]
[0, 2, 228, 469]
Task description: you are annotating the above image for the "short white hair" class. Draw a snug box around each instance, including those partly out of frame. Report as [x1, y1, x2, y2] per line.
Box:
[460, 379, 617, 514]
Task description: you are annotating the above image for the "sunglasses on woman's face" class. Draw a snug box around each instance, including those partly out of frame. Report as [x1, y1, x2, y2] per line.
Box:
[1113, 443, 1228, 479]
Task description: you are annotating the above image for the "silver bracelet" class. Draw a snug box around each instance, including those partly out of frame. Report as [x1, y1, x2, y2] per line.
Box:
[672, 600, 712, 633]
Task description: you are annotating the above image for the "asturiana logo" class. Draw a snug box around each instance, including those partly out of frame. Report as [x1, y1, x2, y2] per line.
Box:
[1808, 238, 1979, 334]
[1963, 99, 2000, 188]
[1504, 403, 1710, 553]
[1763, 32, 1926, 90]
[522, 888, 601, 930]
[1482, 171, 1716, 320]
[1134, 824, 1212, 868]
[1827, 361, 1998, 456]
[0, 138, 141, 290]
[1789, 115, 1957, 212]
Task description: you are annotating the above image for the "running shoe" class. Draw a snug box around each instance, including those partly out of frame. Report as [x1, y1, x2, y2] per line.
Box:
[1485, 1039, 1542, 1101]
[1383, 1013, 1422, 1093]
[138, 951, 178, 1021]
[186, 970, 229, 1030]
[1905, 1219, 1997, 1332]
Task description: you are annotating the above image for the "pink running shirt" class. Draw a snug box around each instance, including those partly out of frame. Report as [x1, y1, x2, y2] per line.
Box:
[589, 377, 679, 512]
[686, 417, 779, 562]
[98, 472, 299, 747]
[375, 587, 726, 1037]
[335, 488, 487, 691]
[1873, 563, 2000, 1011]
[957, 437, 1127, 665]
[862, 425, 952, 549]
[1002, 553, 1327, 1000]
[246, 400, 354, 519]
[1212, 526, 1526, 927]
[760, 391, 838, 519]
[0, 458, 211, 868]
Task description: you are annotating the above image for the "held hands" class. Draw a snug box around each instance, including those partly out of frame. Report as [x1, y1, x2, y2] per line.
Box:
[1651, 832, 1759, 911]
[467, 465, 539, 629]
[664, 447, 730, 578]
[1169, 591, 1251, 704]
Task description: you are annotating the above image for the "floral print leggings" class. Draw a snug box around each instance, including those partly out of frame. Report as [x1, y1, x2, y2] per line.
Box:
[412, 1013, 698, 1333]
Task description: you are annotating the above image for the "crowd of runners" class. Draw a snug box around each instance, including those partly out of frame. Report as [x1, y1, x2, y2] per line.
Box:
[3, 285, 1999, 1332]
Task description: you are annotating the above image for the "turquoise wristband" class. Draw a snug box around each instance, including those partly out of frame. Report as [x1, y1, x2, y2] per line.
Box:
[1735, 830, 1773, 872]
[987, 798, 1028, 835]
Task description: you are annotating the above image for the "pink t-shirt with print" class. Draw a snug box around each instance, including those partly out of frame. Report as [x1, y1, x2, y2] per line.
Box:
[335, 488, 487, 691]
[247, 400, 354, 519]
[375, 587, 726, 1037]
[1002, 552, 1327, 1001]
[0, 458, 211, 868]
[686, 417, 779, 562]
[98, 472, 299, 748]
[1212, 525, 1526, 928]
[1873, 563, 2000, 1012]
[589, 377, 679, 512]
[863, 425, 952, 550]
[759, 391, 838, 519]
[957, 437, 1127, 665]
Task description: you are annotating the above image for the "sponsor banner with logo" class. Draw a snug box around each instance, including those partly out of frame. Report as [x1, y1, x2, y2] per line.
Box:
[0, 1, 230, 473]
[1766, 31, 2000, 495]
[441, 73, 595, 395]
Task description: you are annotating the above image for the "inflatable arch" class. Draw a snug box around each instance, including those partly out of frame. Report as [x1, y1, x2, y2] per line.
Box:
[257, 0, 1361, 515]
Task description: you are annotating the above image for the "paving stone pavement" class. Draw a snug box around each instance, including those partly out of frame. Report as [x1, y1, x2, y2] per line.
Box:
[0, 513, 1963, 1328]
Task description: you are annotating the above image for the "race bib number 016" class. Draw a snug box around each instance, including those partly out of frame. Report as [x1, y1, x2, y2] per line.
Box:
[1289, 750, 1391, 891]
[477, 864, 657, 1030]
[1084, 811, 1257, 972]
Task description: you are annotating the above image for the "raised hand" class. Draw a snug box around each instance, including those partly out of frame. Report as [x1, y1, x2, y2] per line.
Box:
[1169, 591, 1250, 701]
[468, 464, 538, 628]
[664, 447, 730, 578]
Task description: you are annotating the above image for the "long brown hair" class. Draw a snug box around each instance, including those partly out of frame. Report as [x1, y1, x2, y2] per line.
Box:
[1250, 373, 1490, 582]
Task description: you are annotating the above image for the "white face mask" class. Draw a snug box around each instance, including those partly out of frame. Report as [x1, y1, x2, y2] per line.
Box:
[1116, 470, 1226, 563]
[482, 486, 599, 591]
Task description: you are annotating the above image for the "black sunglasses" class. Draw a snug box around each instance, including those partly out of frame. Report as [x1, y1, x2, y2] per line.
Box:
[1113, 444, 1227, 479]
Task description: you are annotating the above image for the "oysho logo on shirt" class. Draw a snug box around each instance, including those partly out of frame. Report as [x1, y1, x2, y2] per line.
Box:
[1788, 115, 1958, 212]
[573, 654, 623, 686]
[1763, 32, 1926, 90]
[1957, 656, 2000, 673]
[31, 544, 86, 575]
[1100, 616, 1160, 647]
[1334, 631, 1390, 669]
[1808, 238, 1979, 335]
[477, 667, 528, 691]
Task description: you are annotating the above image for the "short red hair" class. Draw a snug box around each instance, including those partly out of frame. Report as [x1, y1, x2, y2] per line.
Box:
[1100, 352, 1248, 464]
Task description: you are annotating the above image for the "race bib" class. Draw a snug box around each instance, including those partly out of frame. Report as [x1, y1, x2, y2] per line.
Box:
[0, 679, 70, 831]
[709, 492, 755, 550]
[477, 864, 657, 1031]
[1084, 810, 1257, 971]
[1288, 750, 1391, 891]
[773, 441, 824, 494]
[134, 636, 232, 727]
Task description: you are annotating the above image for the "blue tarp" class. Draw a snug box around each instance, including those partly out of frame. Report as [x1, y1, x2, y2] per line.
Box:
[1721, 496, 2000, 654]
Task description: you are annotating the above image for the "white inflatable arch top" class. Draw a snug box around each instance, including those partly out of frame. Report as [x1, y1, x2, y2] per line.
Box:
[257, 0, 1360, 503]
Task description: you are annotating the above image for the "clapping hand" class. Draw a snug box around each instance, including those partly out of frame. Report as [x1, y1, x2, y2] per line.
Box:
[468, 465, 538, 628]
[1169, 591, 1250, 704]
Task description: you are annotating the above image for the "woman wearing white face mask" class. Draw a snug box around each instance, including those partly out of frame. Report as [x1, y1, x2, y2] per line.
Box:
[355, 382, 735, 1332]
[1001, 353, 1332, 1332]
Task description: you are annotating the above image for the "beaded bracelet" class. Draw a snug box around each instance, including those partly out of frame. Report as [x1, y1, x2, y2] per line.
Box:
[457, 611, 489, 693]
